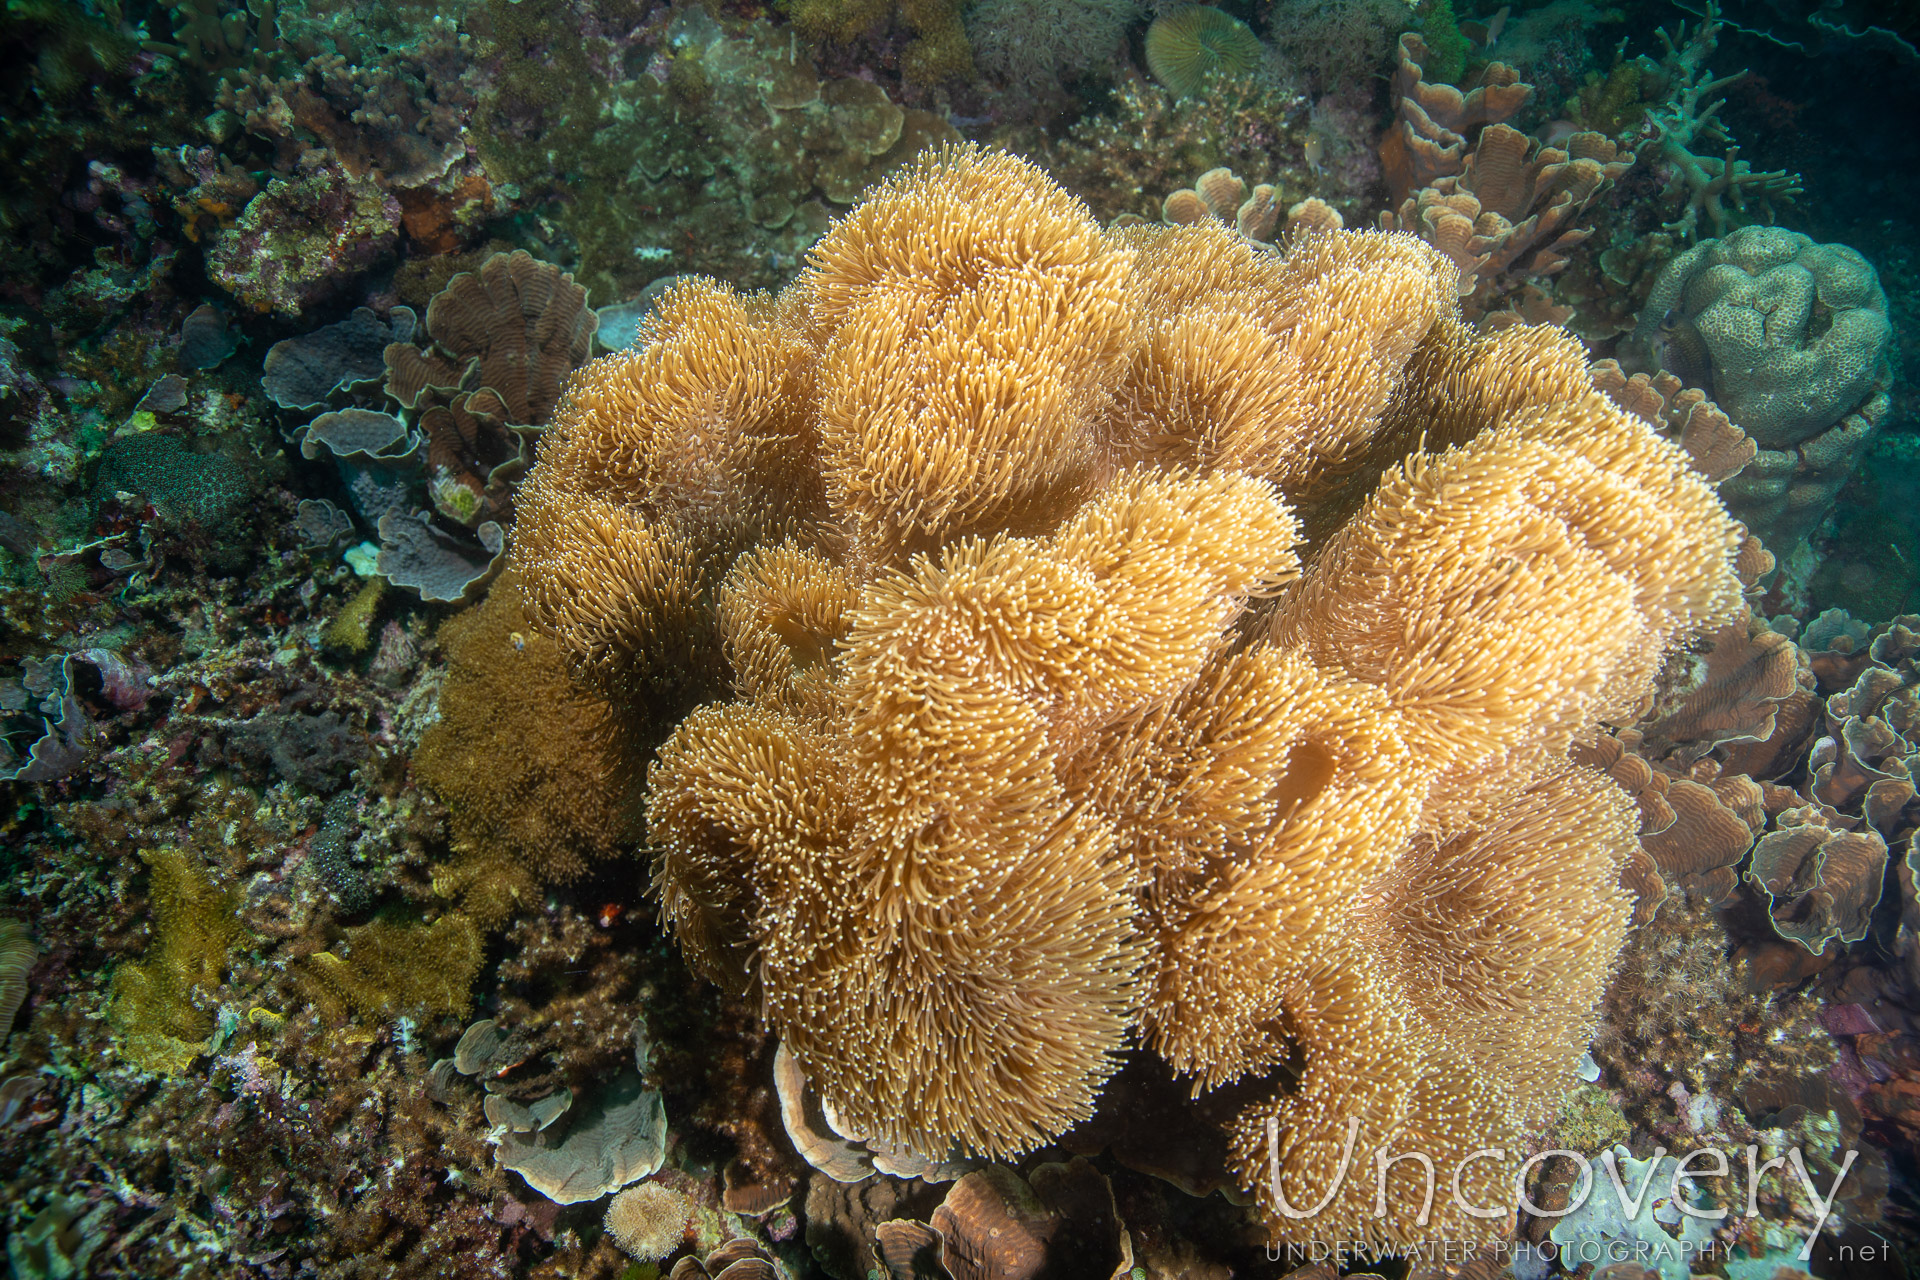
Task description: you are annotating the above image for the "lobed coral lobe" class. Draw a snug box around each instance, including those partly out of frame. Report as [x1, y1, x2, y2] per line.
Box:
[513, 146, 1744, 1251]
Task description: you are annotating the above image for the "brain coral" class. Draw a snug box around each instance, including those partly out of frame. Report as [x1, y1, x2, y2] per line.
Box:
[513, 147, 1744, 1249]
[1632, 225, 1891, 551]
[1635, 225, 1891, 450]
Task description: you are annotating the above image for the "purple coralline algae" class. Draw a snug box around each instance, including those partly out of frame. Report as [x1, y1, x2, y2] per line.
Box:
[207, 154, 402, 317]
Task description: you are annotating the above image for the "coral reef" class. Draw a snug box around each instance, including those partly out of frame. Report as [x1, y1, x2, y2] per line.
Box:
[1637, 228, 1892, 445]
[272, 252, 593, 602]
[0, 920, 33, 1043]
[321, 574, 387, 655]
[477, 10, 958, 315]
[966, 0, 1139, 107]
[3, 654, 98, 784]
[788, 0, 974, 85]
[1038, 73, 1328, 227]
[1593, 899, 1835, 1106]
[0, 577, 660, 1275]
[1376, 4, 1827, 346]
[1266, 0, 1407, 97]
[1380, 32, 1534, 205]
[1593, 359, 1759, 486]
[373, 506, 506, 604]
[497, 1066, 668, 1204]
[1, 0, 1916, 1272]
[513, 146, 1743, 1249]
[216, 16, 483, 213]
[384, 252, 595, 429]
[91, 430, 258, 532]
[1751, 615, 1920, 961]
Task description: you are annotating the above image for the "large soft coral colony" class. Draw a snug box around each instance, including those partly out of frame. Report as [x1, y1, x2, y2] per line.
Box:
[513, 147, 1745, 1249]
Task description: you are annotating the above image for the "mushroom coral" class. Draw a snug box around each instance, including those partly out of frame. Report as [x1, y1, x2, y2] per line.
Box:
[512, 147, 1745, 1250]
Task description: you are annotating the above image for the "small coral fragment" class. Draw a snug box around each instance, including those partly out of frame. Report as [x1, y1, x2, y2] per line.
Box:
[322, 576, 385, 654]
[605, 1181, 693, 1261]
[0, 919, 37, 1042]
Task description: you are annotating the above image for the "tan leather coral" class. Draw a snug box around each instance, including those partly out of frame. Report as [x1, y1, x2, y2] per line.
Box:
[512, 145, 1744, 1249]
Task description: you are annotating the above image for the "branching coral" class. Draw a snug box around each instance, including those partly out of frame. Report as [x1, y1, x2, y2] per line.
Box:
[1638, 5, 1803, 243]
[513, 147, 1744, 1250]
[150, 0, 278, 81]
[1562, 5, 1799, 249]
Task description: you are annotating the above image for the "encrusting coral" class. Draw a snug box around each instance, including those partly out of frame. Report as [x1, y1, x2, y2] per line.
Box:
[107, 847, 241, 1075]
[412, 572, 642, 926]
[512, 147, 1745, 1250]
[302, 912, 483, 1022]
